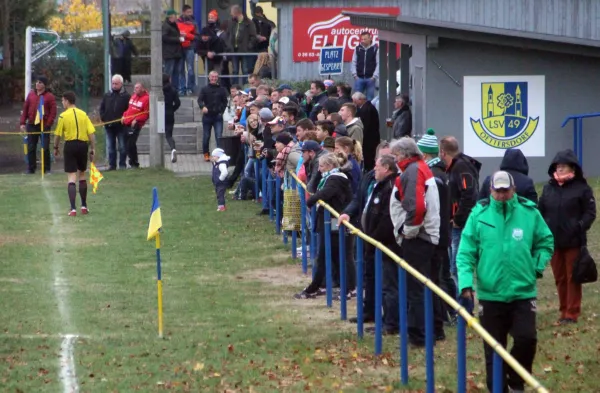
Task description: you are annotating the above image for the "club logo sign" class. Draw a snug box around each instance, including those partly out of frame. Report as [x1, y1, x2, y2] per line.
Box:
[463, 76, 545, 157]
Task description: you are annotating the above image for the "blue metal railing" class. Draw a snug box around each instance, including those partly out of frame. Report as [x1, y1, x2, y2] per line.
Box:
[252, 162, 548, 392]
[561, 112, 600, 167]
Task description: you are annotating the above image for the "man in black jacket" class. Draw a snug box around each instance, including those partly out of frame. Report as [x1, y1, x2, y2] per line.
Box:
[479, 148, 538, 203]
[302, 141, 327, 194]
[440, 136, 481, 311]
[353, 92, 380, 171]
[162, 10, 183, 94]
[198, 71, 228, 161]
[418, 128, 451, 336]
[362, 154, 400, 334]
[99, 74, 130, 170]
[308, 80, 328, 122]
[392, 94, 412, 139]
[339, 141, 391, 323]
[196, 27, 225, 72]
[252, 6, 275, 53]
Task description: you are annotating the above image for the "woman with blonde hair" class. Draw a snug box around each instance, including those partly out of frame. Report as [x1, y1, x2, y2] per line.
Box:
[294, 153, 353, 299]
[335, 136, 363, 194]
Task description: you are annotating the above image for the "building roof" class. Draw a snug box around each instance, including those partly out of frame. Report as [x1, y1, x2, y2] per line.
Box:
[343, 11, 600, 58]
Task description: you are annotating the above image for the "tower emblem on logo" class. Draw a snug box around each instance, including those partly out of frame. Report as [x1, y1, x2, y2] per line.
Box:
[470, 82, 539, 149]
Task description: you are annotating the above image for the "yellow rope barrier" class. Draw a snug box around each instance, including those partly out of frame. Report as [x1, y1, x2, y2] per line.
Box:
[289, 169, 549, 393]
[0, 111, 150, 136]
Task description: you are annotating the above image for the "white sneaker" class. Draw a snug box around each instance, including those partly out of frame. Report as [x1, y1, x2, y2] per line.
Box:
[171, 149, 177, 163]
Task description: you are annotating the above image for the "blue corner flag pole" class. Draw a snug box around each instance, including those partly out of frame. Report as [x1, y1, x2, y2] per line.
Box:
[156, 233, 163, 338]
[147, 187, 164, 338]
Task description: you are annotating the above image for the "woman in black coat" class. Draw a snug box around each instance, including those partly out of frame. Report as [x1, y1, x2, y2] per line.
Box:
[538, 149, 596, 324]
[295, 153, 353, 299]
[163, 73, 181, 163]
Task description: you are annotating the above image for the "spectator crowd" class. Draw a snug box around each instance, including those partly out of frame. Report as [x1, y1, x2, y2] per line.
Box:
[20, 6, 597, 392]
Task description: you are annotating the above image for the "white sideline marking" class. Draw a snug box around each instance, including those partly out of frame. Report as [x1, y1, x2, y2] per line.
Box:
[42, 182, 80, 393]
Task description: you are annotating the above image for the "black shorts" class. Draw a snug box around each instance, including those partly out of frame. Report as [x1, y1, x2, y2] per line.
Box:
[63, 140, 89, 173]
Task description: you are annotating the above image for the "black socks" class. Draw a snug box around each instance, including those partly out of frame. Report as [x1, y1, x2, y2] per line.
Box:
[79, 180, 87, 208]
[68, 183, 76, 210]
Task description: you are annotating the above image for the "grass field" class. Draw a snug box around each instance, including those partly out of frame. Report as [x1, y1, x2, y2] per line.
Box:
[0, 170, 599, 392]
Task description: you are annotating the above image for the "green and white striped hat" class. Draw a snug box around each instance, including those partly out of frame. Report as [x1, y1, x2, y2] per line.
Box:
[417, 128, 439, 154]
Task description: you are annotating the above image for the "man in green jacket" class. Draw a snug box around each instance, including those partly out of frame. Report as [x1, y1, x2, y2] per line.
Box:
[457, 171, 554, 393]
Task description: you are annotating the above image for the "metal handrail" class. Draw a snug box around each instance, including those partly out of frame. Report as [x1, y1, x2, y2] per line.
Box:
[283, 168, 549, 393]
[561, 112, 600, 167]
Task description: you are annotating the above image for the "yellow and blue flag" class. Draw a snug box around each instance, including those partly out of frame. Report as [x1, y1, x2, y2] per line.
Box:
[147, 187, 162, 241]
[34, 96, 44, 126]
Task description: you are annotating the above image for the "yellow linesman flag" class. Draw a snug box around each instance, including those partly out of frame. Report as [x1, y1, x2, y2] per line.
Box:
[147, 187, 162, 241]
[89, 163, 104, 194]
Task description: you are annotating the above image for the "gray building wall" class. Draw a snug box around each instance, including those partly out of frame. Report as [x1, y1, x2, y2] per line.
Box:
[272, 0, 599, 81]
[425, 38, 600, 183]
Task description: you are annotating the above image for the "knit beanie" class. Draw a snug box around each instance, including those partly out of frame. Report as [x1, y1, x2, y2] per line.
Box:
[211, 148, 225, 158]
[417, 128, 439, 154]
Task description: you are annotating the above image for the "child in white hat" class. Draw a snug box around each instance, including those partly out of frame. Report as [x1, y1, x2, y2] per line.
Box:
[211, 148, 230, 211]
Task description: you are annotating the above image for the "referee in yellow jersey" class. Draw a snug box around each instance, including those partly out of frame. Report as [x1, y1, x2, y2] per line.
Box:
[53, 91, 97, 217]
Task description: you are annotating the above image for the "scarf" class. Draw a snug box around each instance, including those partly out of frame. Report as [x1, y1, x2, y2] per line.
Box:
[426, 157, 441, 168]
[554, 171, 575, 186]
[274, 142, 293, 178]
[317, 168, 340, 191]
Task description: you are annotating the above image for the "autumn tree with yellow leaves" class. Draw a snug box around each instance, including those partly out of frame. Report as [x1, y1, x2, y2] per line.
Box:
[48, 0, 140, 36]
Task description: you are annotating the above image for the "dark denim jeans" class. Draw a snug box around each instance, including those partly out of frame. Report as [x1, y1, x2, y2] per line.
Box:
[105, 126, 127, 169]
[164, 58, 182, 94]
[231, 54, 254, 86]
[354, 77, 376, 101]
[201, 114, 223, 154]
[179, 48, 196, 94]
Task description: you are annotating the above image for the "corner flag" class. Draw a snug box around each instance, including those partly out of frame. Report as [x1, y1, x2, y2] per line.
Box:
[34, 96, 44, 125]
[147, 187, 162, 241]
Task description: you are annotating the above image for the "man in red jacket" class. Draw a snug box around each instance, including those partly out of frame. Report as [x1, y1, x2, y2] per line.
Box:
[177, 5, 198, 96]
[20, 76, 57, 174]
[122, 82, 150, 168]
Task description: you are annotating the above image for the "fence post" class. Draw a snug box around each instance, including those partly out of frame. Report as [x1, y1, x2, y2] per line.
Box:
[577, 117, 583, 167]
[261, 159, 267, 211]
[493, 352, 503, 393]
[276, 176, 282, 234]
[291, 178, 297, 259]
[374, 248, 383, 355]
[299, 186, 308, 274]
[398, 265, 409, 385]
[254, 159, 260, 203]
[311, 206, 317, 279]
[424, 287, 435, 393]
[457, 314, 467, 393]
[339, 226, 347, 321]
[268, 171, 274, 222]
[324, 209, 333, 308]
[356, 237, 364, 339]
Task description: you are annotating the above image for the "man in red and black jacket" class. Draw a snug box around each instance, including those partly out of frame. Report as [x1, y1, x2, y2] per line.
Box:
[122, 82, 150, 168]
[439, 136, 481, 311]
[20, 76, 57, 174]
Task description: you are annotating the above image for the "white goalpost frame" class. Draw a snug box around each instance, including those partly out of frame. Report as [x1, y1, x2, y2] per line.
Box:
[24, 26, 61, 101]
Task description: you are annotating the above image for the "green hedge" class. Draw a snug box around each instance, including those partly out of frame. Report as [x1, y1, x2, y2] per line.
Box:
[0, 70, 25, 105]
